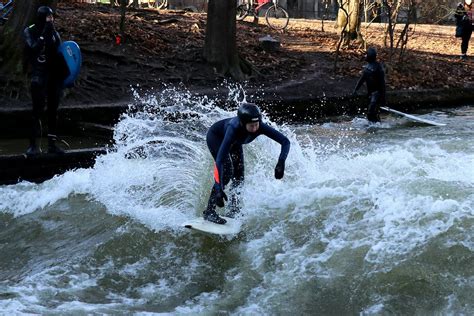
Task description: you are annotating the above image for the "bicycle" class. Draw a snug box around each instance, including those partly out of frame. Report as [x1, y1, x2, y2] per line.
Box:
[0, 0, 14, 25]
[237, 0, 289, 30]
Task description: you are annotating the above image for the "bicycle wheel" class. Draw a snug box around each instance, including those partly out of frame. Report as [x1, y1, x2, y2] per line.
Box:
[0, 6, 13, 24]
[265, 4, 289, 30]
[155, 0, 167, 9]
[114, 0, 133, 7]
[237, 4, 250, 21]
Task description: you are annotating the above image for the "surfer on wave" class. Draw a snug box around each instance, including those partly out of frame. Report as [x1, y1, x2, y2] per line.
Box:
[203, 103, 291, 225]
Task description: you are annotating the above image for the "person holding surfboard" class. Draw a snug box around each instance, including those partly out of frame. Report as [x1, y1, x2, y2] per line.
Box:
[352, 47, 386, 123]
[203, 103, 291, 225]
[24, 6, 65, 155]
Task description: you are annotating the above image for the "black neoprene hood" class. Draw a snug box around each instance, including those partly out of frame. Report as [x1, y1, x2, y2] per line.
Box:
[238, 103, 262, 124]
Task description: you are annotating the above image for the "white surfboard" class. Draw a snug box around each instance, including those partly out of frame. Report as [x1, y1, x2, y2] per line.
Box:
[381, 106, 446, 126]
[183, 216, 242, 235]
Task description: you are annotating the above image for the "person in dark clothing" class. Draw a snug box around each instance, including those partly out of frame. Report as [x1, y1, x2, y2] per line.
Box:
[352, 47, 386, 123]
[455, 0, 473, 60]
[24, 6, 64, 155]
[371, 2, 382, 23]
[203, 103, 291, 224]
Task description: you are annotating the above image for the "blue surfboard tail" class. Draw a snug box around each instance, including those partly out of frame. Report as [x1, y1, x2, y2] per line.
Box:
[58, 41, 82, 88]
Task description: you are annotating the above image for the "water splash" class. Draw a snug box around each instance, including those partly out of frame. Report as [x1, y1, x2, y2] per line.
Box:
[0, 88, 472, 314]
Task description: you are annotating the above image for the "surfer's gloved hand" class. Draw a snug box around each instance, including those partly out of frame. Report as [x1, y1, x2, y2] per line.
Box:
[42, 21, 54, 36]
[42, 22, 55, 45]
[274, 159, 285, 179]
[214, 184, 227, 207]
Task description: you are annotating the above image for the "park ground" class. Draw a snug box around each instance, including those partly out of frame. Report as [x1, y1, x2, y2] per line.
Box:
[1, 2, 473, 109]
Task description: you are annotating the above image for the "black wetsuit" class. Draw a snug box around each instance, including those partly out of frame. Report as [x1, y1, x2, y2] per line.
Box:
[455, 4, 473, 56]
[24, 22, 62, 141]
[205, 117, 290, 214]
[354, 61, 386, 123]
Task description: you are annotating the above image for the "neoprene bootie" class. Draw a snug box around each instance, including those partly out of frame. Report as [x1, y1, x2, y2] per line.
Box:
[47, 135, 65, 154]
[203, 211, 227, 225]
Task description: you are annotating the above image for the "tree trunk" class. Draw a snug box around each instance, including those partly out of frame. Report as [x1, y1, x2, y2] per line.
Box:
[383, 0, 394, 61]
[119, 0, 127, 38]
[0, 0, 58, 99]
[334, 0, 349, 71]
[337, 0, 362, 45]
[203, 0, 250, 81]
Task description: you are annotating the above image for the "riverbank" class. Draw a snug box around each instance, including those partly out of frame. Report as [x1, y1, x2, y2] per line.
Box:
[0, 2, 472, 114]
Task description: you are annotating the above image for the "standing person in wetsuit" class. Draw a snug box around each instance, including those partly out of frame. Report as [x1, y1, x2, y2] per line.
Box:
[353, 47, 386, 123]
[455, 0, 473, 60]
[24, 6, 64, 155]
[203, 103, 291, 224]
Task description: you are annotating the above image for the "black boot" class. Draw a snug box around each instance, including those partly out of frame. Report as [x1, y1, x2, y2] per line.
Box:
[203, 196, 226, 224]
[26, 118, 42, 156]
[48, 134, 65, 154]
[25, 139, 41, 156]
[203, 185, 227, 224]
[203, 211, 227, 225]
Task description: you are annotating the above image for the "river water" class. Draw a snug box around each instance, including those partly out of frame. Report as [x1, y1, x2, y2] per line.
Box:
[1, 88, 473, 315]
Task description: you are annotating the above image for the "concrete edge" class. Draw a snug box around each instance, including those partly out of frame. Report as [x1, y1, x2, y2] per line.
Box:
[0, 88, 472, 131]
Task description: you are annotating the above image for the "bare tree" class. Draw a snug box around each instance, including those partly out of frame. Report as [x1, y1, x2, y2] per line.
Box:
[383, 0, 395, 60]
[363, 0, 382, 24]
[119, 0, 128, 38]
[396, 0, 417, 60]
[203, 0, 251, 81]
[383, 0, 417, 62]
[320, 0, 332, 32]
[334, 0, 350, 71]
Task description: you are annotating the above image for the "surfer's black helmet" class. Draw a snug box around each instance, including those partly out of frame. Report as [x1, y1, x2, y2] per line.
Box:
[238, 103, 261, 125]
[37, 6, 53, 23]
[366, 47, 377, 62]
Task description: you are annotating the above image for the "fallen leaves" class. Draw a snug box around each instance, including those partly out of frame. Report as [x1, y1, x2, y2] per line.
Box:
[56, 1, 472, 95]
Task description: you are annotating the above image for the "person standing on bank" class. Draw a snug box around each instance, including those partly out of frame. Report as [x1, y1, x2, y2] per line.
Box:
[352, 47, 386, 123]
[203, 103, 291, 225]
[24, 6, 64, 155]
[455, 0, 473, 60]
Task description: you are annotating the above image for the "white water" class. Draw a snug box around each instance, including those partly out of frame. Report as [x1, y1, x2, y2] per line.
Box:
[0, 88, 473, 314]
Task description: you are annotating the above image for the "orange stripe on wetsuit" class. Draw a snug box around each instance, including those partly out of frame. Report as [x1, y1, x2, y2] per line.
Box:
[213, 163, 220, 184]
